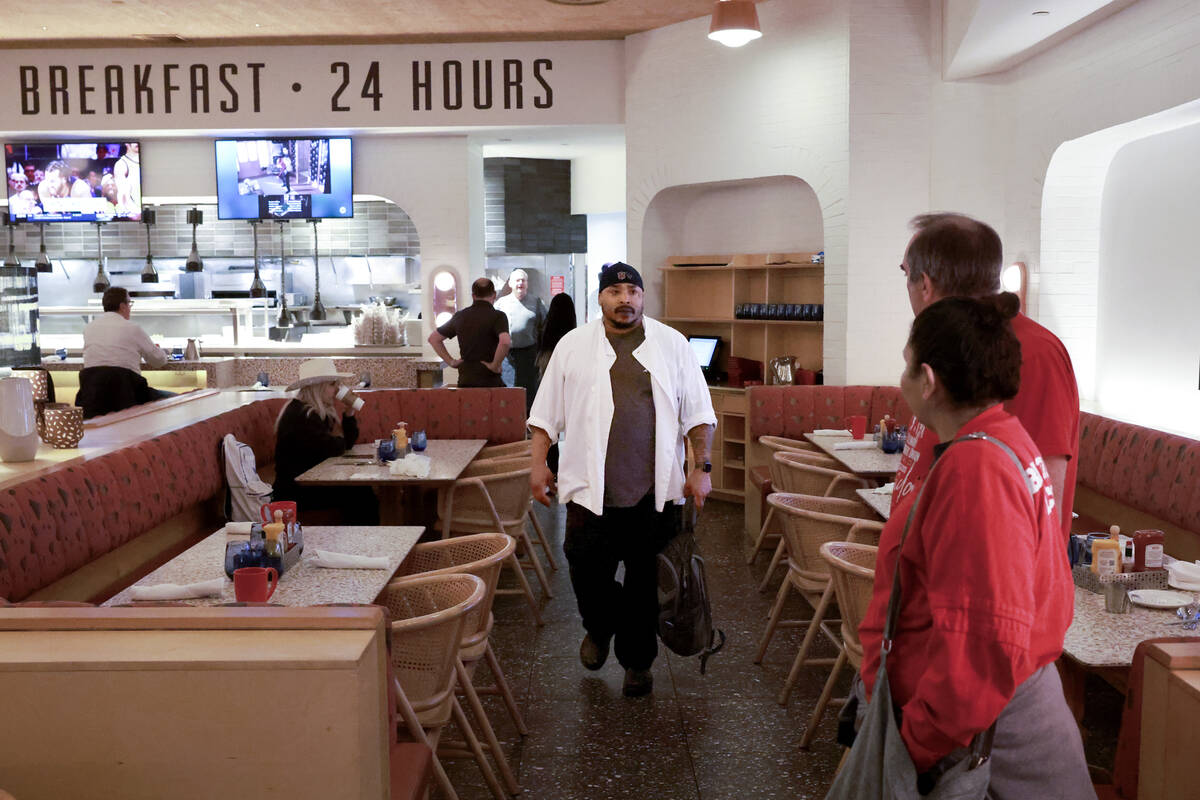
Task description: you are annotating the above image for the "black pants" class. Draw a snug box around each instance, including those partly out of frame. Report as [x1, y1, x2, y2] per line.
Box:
[504, 345, 539, 415]
[564, 494, 678, 671]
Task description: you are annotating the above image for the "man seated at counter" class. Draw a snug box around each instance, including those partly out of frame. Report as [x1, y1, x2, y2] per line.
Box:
[75, 287, 174, 419]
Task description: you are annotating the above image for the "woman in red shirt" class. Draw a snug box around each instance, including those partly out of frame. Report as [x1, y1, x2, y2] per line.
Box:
[856, 293, 1091, 798]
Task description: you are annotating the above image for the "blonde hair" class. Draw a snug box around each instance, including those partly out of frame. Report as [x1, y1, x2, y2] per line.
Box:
[275, 380, 340, 431]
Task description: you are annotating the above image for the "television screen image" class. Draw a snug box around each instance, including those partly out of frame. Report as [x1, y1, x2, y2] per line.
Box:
[215, 137, 353, 220]
[688, 336, 721, 370]
[4, 142, 142, 223]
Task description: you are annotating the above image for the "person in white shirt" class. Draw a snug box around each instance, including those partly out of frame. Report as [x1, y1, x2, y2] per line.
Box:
[528, 262, 717, 697]
[77, 287, 172, 418]
[495, 268, 547, 414]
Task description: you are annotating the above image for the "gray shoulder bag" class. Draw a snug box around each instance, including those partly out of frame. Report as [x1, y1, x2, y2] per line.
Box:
[824, 432, 1036, 800]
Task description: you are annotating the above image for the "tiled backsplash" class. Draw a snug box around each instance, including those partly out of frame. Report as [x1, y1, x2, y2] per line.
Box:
[4, 200, 419, 260]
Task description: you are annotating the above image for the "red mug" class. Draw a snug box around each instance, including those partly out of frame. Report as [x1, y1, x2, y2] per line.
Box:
[846, 415, 868, 440]
[233, 567, 278, 602]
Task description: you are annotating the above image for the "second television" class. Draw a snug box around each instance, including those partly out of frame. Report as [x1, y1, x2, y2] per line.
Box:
[215, 137, 353, 220]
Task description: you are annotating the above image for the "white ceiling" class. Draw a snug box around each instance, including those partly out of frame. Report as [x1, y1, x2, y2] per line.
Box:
[944, 0, 1141, 79]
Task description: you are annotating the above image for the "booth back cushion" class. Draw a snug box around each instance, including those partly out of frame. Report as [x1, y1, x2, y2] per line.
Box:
[0, 390, 525, 602]
[747, 385, 911, 439]
[1077, 411, 1200, 535]
[0, 397, 288, 603]
[354, 388, 526, 444]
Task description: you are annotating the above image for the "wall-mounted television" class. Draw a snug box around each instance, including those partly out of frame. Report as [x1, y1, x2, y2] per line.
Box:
[215, 137, 353, 220]
[4, 142, 142, 223]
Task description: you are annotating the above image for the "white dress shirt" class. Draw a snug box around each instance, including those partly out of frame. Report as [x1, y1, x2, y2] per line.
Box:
[82, 312, 168, 374]
[529, 316, 717, 515]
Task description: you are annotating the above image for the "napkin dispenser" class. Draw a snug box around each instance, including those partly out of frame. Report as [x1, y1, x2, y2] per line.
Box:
[226, 524, 304, 578]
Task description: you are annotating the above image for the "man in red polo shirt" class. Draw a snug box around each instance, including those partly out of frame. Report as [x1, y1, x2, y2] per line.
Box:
[891, 213, 1080, 538]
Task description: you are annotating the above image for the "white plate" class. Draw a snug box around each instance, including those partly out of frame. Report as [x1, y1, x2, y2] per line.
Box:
[1127, 589, 1194, 609]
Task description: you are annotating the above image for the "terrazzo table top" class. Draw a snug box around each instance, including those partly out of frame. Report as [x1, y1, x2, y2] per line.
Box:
[1063, 585, 1200, 667]
[856, 488, 893, 520]
[295, 439, 486, 487]
[805, 432, 902, 478]
[104, 525, 423, 607]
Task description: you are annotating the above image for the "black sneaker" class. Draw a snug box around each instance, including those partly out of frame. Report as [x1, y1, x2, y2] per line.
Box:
[579, 633, 610, 671]
[622, 668, 653, 697]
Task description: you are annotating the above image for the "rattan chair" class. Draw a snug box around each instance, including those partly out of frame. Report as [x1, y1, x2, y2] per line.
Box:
[758, 434, 821, 454]
[798, 541, 878, 749]
[390, 533, 525, 796]
[748, 443, 848, 567]
[378, 572, 486, 800]
[462, 452, 560, 573]
[753, 493, 882, 706]
[757, 451, 872, 593]
[438, 457, 552, 625]
[473, 440, 532, 461]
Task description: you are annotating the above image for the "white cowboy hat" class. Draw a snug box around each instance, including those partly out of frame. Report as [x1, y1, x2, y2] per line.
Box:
[287, 357, 353, 391]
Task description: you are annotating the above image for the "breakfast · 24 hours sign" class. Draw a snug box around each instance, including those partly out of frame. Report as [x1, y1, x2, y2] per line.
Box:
[0, 41, 623, 132]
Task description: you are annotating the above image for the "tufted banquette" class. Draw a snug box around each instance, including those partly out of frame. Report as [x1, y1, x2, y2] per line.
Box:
[1073, 411, 1200, 562]
[744, 386, 1200, 563]
[744, 385, 912, 538]
[0, 387, 525, 604]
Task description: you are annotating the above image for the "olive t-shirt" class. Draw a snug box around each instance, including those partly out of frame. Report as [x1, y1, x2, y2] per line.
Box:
[603, 326, 655, 508]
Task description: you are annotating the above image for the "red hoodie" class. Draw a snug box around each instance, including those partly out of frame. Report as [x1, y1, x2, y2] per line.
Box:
[860, 405, 1074, 772]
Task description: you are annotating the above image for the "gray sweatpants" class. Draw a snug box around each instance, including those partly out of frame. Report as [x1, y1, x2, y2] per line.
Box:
[854, 663, 1096, 799]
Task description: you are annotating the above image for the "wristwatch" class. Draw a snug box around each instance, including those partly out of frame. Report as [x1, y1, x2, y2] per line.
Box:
[700, 462, 712, 473]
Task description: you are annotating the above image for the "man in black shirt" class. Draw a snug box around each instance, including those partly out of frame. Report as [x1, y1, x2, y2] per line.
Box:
[428, 277, 512, 388]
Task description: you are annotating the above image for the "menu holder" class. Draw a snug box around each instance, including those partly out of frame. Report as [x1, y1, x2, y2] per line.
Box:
[1072, 565, 1168, 594]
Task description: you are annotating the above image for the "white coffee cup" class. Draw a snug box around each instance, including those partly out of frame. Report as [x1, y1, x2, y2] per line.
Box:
[336, 385, 365, 411]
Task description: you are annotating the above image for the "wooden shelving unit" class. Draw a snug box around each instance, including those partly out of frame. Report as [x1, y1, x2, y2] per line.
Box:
[662, 252, 824, 501]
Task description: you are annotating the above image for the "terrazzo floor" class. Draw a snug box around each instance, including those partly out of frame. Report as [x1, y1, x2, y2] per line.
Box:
[437, 498, 1120, 799]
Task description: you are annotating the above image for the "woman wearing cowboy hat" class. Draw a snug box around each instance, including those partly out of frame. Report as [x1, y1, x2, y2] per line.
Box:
[273, 358, 379, 525]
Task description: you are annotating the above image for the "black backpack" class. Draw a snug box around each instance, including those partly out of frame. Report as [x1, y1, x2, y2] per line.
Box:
[656, 498, 725, 673]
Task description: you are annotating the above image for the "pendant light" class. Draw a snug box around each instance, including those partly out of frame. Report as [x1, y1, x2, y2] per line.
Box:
[248, 220, 267, 298]
[185, 207, 204, 271]
[3, 214, 20, 268]
[140, 208, 158, 283]
[34, 222, 51, 273]
[276, 220, 291, 328]
[309, 219, 327, 321]
[92, 222, 110, 293]
[708, 0, 762, 47]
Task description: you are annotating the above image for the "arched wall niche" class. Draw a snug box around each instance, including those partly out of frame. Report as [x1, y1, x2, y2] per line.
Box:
[639, 175, 825, 320]
[1041, 96, 1200, 434]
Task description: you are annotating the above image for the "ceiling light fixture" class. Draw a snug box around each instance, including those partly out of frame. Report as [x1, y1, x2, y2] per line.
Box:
[709, 0, 761, 48]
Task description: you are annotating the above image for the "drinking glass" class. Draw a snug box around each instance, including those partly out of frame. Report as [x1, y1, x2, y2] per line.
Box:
[225, 540, 250, 578]
[411, 430, 427, 452]
[377, 438, 397, 463]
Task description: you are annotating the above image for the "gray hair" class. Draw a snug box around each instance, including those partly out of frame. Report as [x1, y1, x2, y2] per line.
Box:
[904, 213, 1002, 298]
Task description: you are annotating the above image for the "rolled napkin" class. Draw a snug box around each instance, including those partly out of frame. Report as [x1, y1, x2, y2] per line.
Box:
[1167, 559, 1200, 588]
[350, 470, 380, 480]
[813, 429, 852, 436]
[225, 521, 253, 537]
[130, 577, 225, 601]
[832, 441, 879, 451]
[307, 549, 391, 570]
[388, 453, 431, 478]
[871, 482, 895, 495]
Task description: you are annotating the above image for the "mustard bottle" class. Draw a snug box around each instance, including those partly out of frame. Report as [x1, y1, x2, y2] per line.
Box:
[393, 422, 408, 453]
[1091, 524, 1122, 576]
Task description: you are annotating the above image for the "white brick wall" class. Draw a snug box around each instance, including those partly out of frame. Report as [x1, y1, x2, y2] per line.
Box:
[624, 0, 852, 381]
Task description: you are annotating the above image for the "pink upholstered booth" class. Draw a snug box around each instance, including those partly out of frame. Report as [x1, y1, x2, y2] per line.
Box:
[742, 385, 911, 540]
[0, 388, 526, 604]
[1074, 411, 1200, 561]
